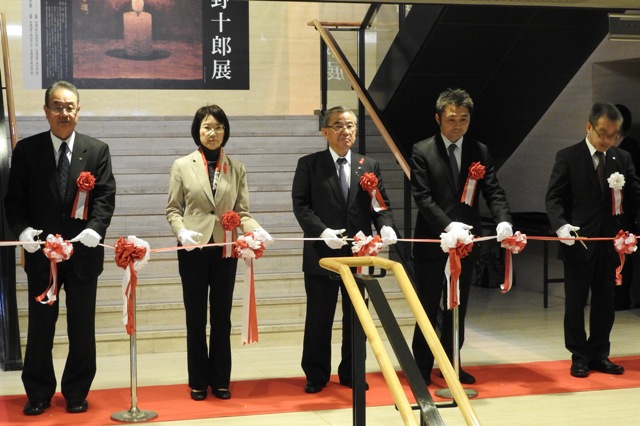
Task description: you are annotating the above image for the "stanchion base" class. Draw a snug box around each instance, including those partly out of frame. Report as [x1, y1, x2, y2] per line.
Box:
[434, 387, 478, 399]
[111, 407, 158, 423]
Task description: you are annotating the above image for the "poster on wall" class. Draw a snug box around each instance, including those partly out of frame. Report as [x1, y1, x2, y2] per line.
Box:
[23, 0, 249, 90]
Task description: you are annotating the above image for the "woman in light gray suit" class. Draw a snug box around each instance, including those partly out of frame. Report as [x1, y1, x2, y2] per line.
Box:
[166, 105, 270, 401]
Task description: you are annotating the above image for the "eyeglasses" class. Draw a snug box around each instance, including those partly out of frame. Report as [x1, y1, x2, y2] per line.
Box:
[591, 128, 619, 141]
[205, 125, 225, 134]
[48, 105, 78, 115]
[327, 123, 357, 133]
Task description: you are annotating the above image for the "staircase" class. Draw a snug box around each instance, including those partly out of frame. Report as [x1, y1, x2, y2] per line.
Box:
[12, 115, 412, 358]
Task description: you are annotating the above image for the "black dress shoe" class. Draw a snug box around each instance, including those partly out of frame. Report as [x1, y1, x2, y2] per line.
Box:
[213, 389, 231, 400]
[304, 381, 326, 394]
[190, 389, 207, 401]
[437, 368, 476, 384]
[66, 399, 88, 413]
[570, 360, 589, 378]
[589, 358, 625, 375]
[23, 400, 50, 416]
[339, 379, 370, 390]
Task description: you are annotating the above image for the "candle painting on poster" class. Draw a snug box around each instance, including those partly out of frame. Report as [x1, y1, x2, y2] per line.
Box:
[22, 0, 249, 90]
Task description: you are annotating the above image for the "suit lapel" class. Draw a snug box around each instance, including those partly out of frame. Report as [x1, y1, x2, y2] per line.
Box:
[348, 153, 365, 210]
[213, 153, 230, 207]
[192, 150, 216, 206]
[323, 150, 345, 204]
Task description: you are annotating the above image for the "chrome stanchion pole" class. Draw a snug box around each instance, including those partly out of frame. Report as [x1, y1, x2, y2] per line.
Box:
[111, 291, 157, 422]
[434, 306, 477, 399]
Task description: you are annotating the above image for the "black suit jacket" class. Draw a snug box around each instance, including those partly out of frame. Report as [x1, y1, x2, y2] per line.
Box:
[5, 131, 116, 281]
[411, 134, 511, 259]
[292, 149, 394, 275]
[546, 140, 640, 263]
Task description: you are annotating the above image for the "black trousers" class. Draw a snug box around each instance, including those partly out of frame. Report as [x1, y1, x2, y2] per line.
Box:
[563, 242, 616, 363]
[178, 246, 237, 390]
[301, 272, 354, 385]
[22, 261, 98, 403]
[411, 254, 476, 380]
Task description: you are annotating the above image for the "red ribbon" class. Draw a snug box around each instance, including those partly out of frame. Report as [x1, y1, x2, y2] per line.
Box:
[115, 237, 148, 335]
[37, 235, 73, 305]
[359, 172, 388, 212]
[447, 241, 473, 309]
[611, 188, 624, 215]
[235, 231, 266, 344]
[500, 231, 528, 293]
[221, 211, 241, 258]
[460, 162, 485, 206]
[71, 171, 95, 220]
[613, 230, 637, 286]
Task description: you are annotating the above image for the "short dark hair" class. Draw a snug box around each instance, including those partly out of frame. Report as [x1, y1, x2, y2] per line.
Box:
[44, 80, 79, 106]
[589, 102, 622, 128]
[322, 106, 357, 128]
[435, 88, 474, 116]
[190, 105, 230, 147]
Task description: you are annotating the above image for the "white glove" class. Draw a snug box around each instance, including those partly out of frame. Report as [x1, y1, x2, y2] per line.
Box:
[380, 225, 397, 247]
[70, 228, 102, 248]
[19, 227, 43, 253]
[444, 221, 473, 233]
[556, 224, 580, 246]
[253, 227, 274, 247]
[178, 229, 203, 251]
[320, 228, 347, 250]
[496, 221, 513, 242]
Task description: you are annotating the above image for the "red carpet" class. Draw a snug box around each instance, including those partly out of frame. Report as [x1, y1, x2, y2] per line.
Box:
[2, 356, 639, 425]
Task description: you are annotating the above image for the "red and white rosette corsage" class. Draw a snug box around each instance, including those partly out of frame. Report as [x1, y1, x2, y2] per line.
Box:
[499, 231, 527, 294]
[37, 234, 74, 305]
[71, 171, 95, 220]
[359, 172, 388, 212]
[114, 236, 150, 335]
[461, 162, 485, 206]
[221, 211, 241, 258]
[607, 172, 625, 215]
[613, 230, 637, 286]
[440, 228, 474, 309]
[235, 230, 268, 345]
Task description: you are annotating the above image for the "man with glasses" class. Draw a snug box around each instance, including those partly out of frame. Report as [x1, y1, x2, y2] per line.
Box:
[292, 106, 397, 393]
[5, 80, 116, 415]
[546, 102, 640, 378]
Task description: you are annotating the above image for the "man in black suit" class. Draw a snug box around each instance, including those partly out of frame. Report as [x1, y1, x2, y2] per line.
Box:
[410, 88, 512, 385]
[546, 102, 640, 378]
[292, 106, 396, 393]
[5, 81, 116, 415]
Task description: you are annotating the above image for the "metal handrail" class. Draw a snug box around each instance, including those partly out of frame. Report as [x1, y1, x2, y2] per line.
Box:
[309, 18, 411, 178]
[319, 256, 481, 426]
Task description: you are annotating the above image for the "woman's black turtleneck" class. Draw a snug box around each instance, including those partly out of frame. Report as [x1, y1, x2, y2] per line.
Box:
[201, 145, 221, 163]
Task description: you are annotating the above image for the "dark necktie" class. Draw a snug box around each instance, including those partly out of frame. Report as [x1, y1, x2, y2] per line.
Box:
[337, 157, 348, 201]
[58, 141, 70, 198]
[448, 144, 459, 188]
[595, 151, 605, 193]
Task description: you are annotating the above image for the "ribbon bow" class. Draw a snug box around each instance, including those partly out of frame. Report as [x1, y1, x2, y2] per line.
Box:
[440, 227, 474, 309]
[351, 231, 383, 257]
[235, 230, 269, 345]
[500, 231, 527, 293]
[115, 236, 150, 335]
[613, 230, 637, 286]
[37, 234, 74, 305]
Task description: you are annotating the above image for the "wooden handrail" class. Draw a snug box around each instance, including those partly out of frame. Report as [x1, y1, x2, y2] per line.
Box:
[0, 13, 17, 149]
[310, 19, 411, 178]
[319, 256, 481, 426]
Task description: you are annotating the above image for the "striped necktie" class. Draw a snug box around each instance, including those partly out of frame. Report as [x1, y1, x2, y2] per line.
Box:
[58, 141, 70, 198]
